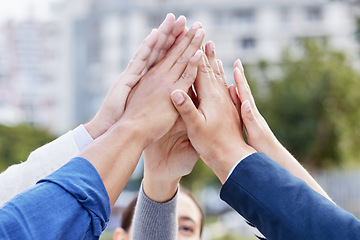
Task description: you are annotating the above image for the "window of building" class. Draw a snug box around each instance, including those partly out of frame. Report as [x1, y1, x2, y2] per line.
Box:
[240, 38, 256, 50]
[233, 10, 255, 26]
[280, 7, 291, 23]
[306, 7, 323, 21]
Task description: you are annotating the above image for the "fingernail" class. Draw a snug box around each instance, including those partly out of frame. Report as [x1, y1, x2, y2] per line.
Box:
[243, 100, 251, 112]
[217, 60, 223, 68]
[208, 41, 215, 52]
[195, 29, 203, 38]
[190, 22, 201, 30]
[172, 91, 185, 105]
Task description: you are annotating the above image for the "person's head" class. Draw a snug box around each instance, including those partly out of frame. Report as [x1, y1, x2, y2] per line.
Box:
[113, 187, 204, 240]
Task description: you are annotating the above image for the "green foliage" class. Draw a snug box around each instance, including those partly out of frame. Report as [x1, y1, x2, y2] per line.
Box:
[0, 124, 56, 172]
[181, 157, 221, 192]
[255, 40, 360, 168]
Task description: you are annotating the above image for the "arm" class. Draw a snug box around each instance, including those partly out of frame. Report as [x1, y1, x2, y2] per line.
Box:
[0, 127, 81, 206]
[0, 13, 186, 207]
[0, 157, 110, 240]
[228, 59, 332, 201]
[132, 181, 179, 240]
[171, 43, 360, 239]
[220, 153, 360, 239]
[0, 20, 204, 239]
[132, 109, 199, 240]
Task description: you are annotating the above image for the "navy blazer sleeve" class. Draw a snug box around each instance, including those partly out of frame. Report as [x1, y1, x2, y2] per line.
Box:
[220, 153, 360, 240]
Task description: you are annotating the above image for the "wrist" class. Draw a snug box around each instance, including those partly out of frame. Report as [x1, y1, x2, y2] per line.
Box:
[205, 144, 256, 184]
[84, 117, 112, 140]
[143, 175, 180, 203]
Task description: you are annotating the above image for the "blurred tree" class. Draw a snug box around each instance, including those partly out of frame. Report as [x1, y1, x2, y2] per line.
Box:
[255, 40, 360, 168]
[0, 124, 56, 172]
[181, 157, 221, 191]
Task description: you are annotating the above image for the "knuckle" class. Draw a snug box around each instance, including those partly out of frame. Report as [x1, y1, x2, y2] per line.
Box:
[177, 55, 188, 65]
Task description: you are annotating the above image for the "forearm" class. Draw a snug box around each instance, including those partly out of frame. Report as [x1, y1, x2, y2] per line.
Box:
[0, 157, 110, 239]
[221, 153, 360, 239]
[268, 141, 332, 202]
[0, 129, 79, 206]
[79, 119, 146, 206]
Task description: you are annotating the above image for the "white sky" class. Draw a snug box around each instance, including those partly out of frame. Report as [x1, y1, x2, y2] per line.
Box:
[0, 0, 59, 22]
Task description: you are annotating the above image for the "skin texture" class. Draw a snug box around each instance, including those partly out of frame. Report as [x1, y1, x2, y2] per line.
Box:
[228, 59, 332, 201]
[84, 13, 187, 139]
[79, 20, 205, 206]
[170, 41, 256, 184]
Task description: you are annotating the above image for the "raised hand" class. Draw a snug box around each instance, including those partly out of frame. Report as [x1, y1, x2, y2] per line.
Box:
[229, 59, 332, 201]
[121, 22, 205, 149]
[84, 13, 187, 139]
[143, 115, 199, 202]
[170, 41, 256, 183]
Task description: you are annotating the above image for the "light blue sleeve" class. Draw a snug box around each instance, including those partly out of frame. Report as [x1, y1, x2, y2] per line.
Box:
[0, 157, 111, 240]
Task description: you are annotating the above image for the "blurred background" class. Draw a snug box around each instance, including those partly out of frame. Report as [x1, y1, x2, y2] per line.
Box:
[1, 0, 360, 239]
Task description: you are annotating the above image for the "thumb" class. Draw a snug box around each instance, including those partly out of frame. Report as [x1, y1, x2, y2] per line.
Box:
[171, 90, 201, 128]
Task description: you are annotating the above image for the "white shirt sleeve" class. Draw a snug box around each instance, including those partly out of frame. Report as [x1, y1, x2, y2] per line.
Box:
[0, 125, 92, 207]
[72, 124, 94, 151]
[226, 153, 256, 181]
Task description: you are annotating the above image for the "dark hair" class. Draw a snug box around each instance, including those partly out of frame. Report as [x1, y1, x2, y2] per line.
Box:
[120, 193, 138, 232]
[120, 187, 204, 236]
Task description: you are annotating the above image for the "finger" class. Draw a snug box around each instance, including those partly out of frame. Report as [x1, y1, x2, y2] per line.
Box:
[156, 15, 187, 62]
[234, 59, 250, 90]
[229, 84, 241, 115]
[164, 22, 203, 68]
[241, 100, 260, 138]
[193, 52, 214, 99]
[125, 29, 160, 79]
[217, 59, 225, 76]
[146, 13, 178, 67]
[229, 84, 243, 132]
[216, 59, 227, 85]
[175, 49, 203, 91]
[171, 90, 203, 132]
[205, 41, 220, 74]
[234, 65, 256, 110]
[171, 28, 205, 76]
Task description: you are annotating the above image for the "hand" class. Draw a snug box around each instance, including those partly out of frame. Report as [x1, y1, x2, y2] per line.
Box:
[84, 13, 187, 139]
[229, 59, 332, 201]
[171, 41, 256, 184]
[143, 116, 199, 202]
[121, 22, 205, 149]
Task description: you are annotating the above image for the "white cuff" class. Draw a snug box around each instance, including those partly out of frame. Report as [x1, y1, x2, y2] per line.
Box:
[72, 124, 93, 151]
[226, 153, 255, 181]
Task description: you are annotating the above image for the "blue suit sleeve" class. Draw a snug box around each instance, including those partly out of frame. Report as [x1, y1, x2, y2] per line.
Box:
[0, 157, 111, 240]
[220, 152, 360, 240]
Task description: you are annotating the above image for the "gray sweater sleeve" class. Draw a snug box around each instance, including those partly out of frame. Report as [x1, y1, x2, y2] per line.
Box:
[131, 181, 178, 240]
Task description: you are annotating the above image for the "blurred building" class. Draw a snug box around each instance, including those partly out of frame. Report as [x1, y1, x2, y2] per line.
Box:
[0, 20, 61, 132]
[52, 0, 359, 130]
[0, 0, 359, 134]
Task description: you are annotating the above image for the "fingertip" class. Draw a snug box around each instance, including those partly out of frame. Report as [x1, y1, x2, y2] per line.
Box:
[217, 59, 223, 68]
[205, 41, 215, 54]
[166, 13, 176, 21]
[176, 15, 186, 24]
[171, 90, 186, 105]
[234, 67, 241, 75]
